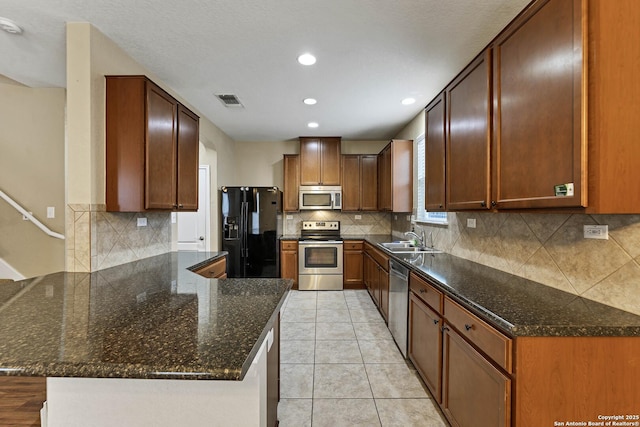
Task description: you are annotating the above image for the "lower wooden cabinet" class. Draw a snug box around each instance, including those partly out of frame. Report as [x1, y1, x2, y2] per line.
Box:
[408, 292, 443, 403]
[280, 240, 298, 289]
[442, 324, 511, 427]
[363, 242, 389, 321]
[193, 257, 227, 278]
[343, 240, 364, 289]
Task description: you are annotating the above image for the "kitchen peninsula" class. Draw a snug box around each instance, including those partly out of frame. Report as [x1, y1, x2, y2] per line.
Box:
[0, 252, 290, 426]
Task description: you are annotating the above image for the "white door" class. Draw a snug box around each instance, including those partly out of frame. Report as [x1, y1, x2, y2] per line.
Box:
[177, 166, 210, 251]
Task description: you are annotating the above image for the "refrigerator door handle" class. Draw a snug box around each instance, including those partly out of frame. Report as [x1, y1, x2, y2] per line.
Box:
[243, 200, 249, 258]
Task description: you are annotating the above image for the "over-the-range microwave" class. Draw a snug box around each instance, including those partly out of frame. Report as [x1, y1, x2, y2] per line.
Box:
[299, 186, 342, 210]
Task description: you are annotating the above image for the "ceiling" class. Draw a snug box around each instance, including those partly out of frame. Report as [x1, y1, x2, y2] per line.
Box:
[0, 0, 531, 141]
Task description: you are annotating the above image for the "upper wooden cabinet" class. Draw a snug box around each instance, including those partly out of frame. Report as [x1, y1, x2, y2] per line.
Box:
[342, 155, 378, 211]
[447, 50, 492, 211]
[424, 93, 447, 212]
[283, 154, 300, 211]
[492, 0, 584, 209]
[378, 140, 413, 212]
[299, 137, 341, 186]
[106, 76, 199, 212]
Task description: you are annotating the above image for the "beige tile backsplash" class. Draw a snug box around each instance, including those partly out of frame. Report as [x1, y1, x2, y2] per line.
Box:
[394, 212, 640, 316]
[66, 204, 171, 272]
[284, 211, 392, 236]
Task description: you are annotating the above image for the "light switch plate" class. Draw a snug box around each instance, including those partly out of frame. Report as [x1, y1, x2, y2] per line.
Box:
[47, 207, 55, 218]
[286, 215, 293, 220]
[137, 217, 147, 227]
[171, 212, 177, 223]
[467, 218, 477, 228]
[584, 224, 608, 240]
[355, 214, 362, 220]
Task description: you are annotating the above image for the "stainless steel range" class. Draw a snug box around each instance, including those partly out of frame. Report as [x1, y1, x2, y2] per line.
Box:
[298, 221, 343, 291]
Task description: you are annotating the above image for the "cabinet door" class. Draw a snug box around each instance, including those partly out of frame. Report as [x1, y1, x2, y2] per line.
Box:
[377, 145, 391, 211]
[442, 325, 511, 427]
[425, 93, 446, 211]
[343, 248, 364, 288]
[320, 138, 341, 185]
[283, 155, 300, 211]
[446, 51, 491, 211]
[145, 82, 178, 209]
[379, 266, 389, 322]
[280, 242, 298, 289]
[492, 0, 585, 209]
[360, 155, 378, 211]
[341, 155, 361, 211]
[176, 105, 199, 210]
[300, 138, 322, 185]
[409, 292, 442, 403]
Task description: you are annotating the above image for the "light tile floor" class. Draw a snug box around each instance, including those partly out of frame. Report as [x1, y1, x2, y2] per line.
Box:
[278, 290, 449, 427]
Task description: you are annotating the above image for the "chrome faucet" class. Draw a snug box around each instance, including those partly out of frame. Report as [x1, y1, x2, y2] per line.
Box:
[404, 230, 425, 248]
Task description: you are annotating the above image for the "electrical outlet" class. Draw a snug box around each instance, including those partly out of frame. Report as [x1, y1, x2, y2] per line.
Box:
[137, 217, 147, 227]
[286, 215, 293, 220]
[47, 207, 55, 218]
[584, 225, 608, 240]
[355, 214, 362, 220]
[171, 212, 177, 223]
[467, 218, 477, 228]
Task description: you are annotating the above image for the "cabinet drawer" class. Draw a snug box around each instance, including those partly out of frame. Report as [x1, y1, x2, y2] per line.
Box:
[409, 272, 443, 314]
[281, 241, 298, 250]
[344, 241, 364, 251]
[194, 257, 227, 278]
[444, 297, 512, 373]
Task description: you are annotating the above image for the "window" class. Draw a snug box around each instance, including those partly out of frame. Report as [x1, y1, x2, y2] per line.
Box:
[415, 133, 448, 225]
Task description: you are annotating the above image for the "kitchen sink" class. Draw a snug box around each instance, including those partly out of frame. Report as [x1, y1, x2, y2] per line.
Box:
[378, 241, 443, 254]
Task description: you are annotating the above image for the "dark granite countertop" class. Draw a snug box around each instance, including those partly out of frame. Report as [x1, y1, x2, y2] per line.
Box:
[365, 234, 640, 338]
[0, 252, 291, 380]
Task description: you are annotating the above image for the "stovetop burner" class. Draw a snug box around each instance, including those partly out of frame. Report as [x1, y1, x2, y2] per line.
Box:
[299, 220, 341, 241]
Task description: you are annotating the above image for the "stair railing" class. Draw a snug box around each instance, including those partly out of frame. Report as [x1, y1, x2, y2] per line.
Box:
[0, 189, 64, 240]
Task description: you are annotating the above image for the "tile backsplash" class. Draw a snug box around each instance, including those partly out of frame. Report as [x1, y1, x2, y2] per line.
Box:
[394, 212, 640, 316]
[284, 211, 391, 236]
[66, 204, 171, 272]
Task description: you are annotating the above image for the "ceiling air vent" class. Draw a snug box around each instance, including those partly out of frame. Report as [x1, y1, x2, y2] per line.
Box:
[216, 94, 244, 108]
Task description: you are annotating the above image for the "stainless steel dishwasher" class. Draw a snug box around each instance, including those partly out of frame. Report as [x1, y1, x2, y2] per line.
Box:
[388, 259, 409, 357]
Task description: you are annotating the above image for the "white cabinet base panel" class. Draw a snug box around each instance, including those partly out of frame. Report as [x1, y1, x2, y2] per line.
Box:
[43, 334, 270, 427]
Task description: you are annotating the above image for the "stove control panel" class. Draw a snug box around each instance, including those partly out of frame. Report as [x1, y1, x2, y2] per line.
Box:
[301, 221, 340, 231]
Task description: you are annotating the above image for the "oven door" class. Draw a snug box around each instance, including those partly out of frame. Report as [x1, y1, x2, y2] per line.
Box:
[298, 241, 343, 274]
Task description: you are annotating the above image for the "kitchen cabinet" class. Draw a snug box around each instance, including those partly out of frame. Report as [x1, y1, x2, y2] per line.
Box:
[106, 75, 199, 212]
[363, 242, 389, 321]
[343, 240, 364, 289]
[193, 256, 227, 279]
[342, 155, 378, 211]
[280, 240, 298, 289]
[446, 51, 492, 211]
[283, 154, 300, 211]
[492, 0, 584, 209]
[424, 93, 447, 211]
[408, 273, 443, 402]
[377, 140, 413, 212]
[299, 137, 341, 186]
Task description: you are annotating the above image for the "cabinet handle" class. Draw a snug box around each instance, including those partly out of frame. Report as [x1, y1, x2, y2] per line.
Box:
[480, 201, 486, 207]
[491, 200, 497, 207]
[439, 204, 443, 209]
[464, 324, 473, 331]
[178, 204, 184, 208]
[419, 288, 426, 294]
[433, 319, 439, 325]
[442, 326, 449, 332]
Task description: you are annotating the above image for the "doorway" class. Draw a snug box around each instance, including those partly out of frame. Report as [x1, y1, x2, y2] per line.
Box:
[177, 165, 210, 251]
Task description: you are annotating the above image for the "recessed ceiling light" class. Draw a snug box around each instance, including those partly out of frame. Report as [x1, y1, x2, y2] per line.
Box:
[297, 53, 316, 66]
[402, 97, 416, 105]
[307, 122, 319, 128]
[0, 17, 23, 35]
[303, 98, 317, 105]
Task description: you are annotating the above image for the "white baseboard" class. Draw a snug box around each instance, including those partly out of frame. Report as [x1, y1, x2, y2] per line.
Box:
[0, 258, 25, 280]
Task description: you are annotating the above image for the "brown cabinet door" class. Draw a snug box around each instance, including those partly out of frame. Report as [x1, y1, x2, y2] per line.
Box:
[176, 105, 199, 211]
[360, 155, 378, 211]
[379, 266, 389, 322]
[425, 93, 447, 211]
[343, 248, 364, 288]
[341, 155, 361, 211]
[442, 325, 511, 427]
[320, 137, 341, 185]
[492, 0, 585, 209]
[377, 145, 391, 211]
[280, 242, 298, 289]
[300, 137, 321, 185]
[446, 51, 491, 211]
[409, 292, 443, 403]
[283, 155, 300, 211]
[145, 81, 178, 209]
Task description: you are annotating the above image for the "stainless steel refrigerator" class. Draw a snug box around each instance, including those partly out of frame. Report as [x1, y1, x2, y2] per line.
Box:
[220, 186, 282, 278]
